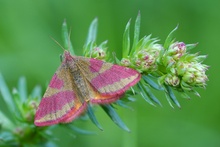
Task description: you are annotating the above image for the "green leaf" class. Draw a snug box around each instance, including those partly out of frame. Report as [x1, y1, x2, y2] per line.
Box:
[87, 104, 103, 131]
[112, 52, 121, 65]
[134, 35, 154, 53]
[0, 132, 14, 145]
[38, 130, 57, 142]
[86, 18, 98, 46]
[98, 40, 108, 49]
[191, 89, 201, 97]
[43, 142, 58, 147]
[180, 92, 191, 100]
[84, 41, 96, 57]
[115, 100, 133, 110]
[65, 124, 96, 135]
[0, 111, 15, 131]
[83, 18, 98, 56]
[146, 38, 159, 48]
[164, 25, 178, 49]
[186, 43, 198, 51]
[126, 87, 136, 96]
[165, 93, 174, 108]
[130, 12, 141, 56]
[62, 20, 74, 55]
[122, 19, 131, 57]
[127, 96, 136, 102]
[180, 81, 192, 91]
[101, 104, 130, 132]
[17, 76, 27, 102]
[31, 85, 42, 100]
[143, 85, 162, 106]
[137, 82, 155, 106]
[134, 35, 147, 52]
[164, 85, 181, 108]
[142, 75, 164, 90]
[12, 89, 24, 121]
[158, 75, 167, 86]
[0, 73, 15, 114]
[195, 55, 208, 62]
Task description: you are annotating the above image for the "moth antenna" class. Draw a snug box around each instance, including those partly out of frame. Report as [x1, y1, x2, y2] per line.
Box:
[50, 36, 66, 51]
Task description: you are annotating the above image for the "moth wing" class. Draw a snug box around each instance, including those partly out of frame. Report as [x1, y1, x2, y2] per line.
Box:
[34, 63, 86, 126]
[75, 57, 141, 103]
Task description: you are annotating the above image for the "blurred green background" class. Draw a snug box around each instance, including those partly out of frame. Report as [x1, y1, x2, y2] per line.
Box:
[0, 0, 219, 147]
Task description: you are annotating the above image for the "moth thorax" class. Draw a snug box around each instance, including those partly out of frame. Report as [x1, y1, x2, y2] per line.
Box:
[64, 51, 73, 61]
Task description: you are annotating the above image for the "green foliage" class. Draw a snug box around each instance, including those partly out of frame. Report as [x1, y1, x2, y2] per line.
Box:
[0, 12, 209, 146]
[119, 14, 208, 108]
[0, 74, 52, 146]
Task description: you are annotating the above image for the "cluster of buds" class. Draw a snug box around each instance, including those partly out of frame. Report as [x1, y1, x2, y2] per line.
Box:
[133, 44, 162, 73]
[121, 39, 163, 74]
[90, 47, 107, 60]
[167, 42, 186, 60]
[160, 41, 208, 90]
[121, 58, 131, 67]
[164, 73, 180, 87]
[23, 99, 39, 122]
[177, 60, 208, 89]
[161, 42, 186, 67]
[84, 15, 209, 94]
[120, 31, 208, 92]
[84, 41, 109, 61]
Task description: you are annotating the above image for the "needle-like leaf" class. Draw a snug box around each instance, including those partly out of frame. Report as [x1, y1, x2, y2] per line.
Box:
[122, 19, 131, 57]
[87, 104, 103, 131]
[101, 104, 130, 132]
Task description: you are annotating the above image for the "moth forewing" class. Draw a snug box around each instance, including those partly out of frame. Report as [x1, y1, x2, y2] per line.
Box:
[34, 51, 141, 126]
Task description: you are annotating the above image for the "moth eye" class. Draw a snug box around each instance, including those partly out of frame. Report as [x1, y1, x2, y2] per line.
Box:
[60, 54, 63, 62]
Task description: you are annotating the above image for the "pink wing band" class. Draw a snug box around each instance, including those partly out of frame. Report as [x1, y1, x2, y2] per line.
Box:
[90, 76, 140, 104]
[34, 91, 86, 126]
[49, 73, 64, 89]
[35, 91, 75, 118]
[88, 58, 141, 104]
[90, 63, 141, 94]
[35, 102, 87, 126]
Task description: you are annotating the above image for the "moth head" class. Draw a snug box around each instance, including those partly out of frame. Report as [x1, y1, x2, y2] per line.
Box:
[63, 50, 72, 61]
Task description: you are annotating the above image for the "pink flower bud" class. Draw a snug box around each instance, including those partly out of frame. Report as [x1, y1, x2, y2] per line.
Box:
[121, 58, 131, 67]
[91, 47, 106, 59]
[165, 74, 180, 86]
[168, 42, 186, 60]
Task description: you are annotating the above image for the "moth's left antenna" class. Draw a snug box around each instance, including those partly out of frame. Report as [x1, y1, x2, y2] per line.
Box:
[50, 36, 66, 52]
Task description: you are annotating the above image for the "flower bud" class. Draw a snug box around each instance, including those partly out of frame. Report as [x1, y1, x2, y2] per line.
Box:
[121, 58, 131, 67]
[165, 74, 180, 87]
[91, 47, 106, 60]
[152, 44, 164, 53]
[134, 50, 158, 72]
[167, 42, 186, 60]
[22, 99, 39, 123]
[182, 72, 194, 83]
[181, 62, 208, 87]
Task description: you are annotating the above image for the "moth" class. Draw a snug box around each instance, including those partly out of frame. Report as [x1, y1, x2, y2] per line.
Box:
[34, 50, 141, 126]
